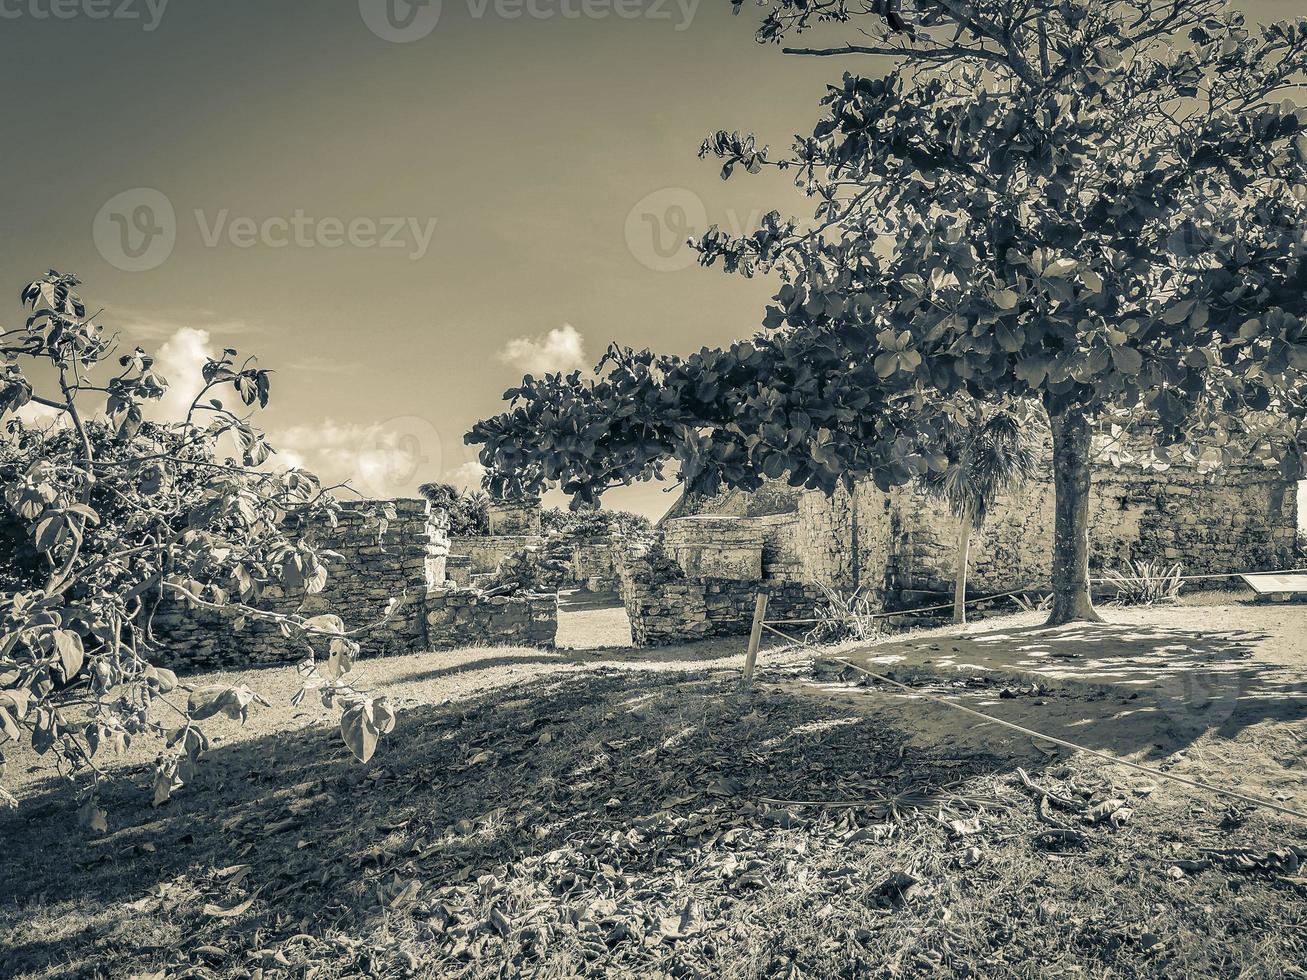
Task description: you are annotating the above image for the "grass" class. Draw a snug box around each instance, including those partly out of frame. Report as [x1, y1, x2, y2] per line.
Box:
[1, 630, 1305, 979]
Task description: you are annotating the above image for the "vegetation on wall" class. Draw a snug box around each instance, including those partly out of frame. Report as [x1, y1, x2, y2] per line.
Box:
[419, 481, 491, 537]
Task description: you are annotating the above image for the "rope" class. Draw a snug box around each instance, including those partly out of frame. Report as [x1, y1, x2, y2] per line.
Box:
[763, 566, 1307, 626]
[756, 621, 1307, 824]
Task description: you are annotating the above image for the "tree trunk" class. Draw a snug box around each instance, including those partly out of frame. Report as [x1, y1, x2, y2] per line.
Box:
[953, 514, 971, 626]
[1046, 407, 1103, 626]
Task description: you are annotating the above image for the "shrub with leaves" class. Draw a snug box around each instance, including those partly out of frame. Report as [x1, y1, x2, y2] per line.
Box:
[541, 507, 652, 540]
[419, 481, 490, 537]
[0, 272, 396, 818]
[1103, 560, 1184, 606]
[805, 584, 883, 646]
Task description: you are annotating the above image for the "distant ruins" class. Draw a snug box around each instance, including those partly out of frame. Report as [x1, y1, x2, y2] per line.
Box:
[145, 432, 1301, 664]
[658, 430, 1300, 610]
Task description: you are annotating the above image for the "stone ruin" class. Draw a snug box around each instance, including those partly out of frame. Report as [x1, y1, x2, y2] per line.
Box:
[656, 429, 1300, 617]
[445, 499, 625, 594]
[150, 498, 559, 669]
[146, 429, 1302, 666]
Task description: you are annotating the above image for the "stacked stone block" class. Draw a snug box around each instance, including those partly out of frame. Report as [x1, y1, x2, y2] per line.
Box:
[424, 587, 558, 649]
[148, 498, 439, 668]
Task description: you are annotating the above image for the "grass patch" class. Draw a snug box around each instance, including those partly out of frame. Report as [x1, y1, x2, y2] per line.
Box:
[1, 646, 1304, 978]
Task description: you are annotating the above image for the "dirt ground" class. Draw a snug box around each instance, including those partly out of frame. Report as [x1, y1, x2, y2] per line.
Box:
[1, 595, 1304, 979]
[822, 594, 1307, 813]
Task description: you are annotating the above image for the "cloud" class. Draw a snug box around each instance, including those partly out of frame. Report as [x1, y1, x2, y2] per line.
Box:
[496, 324, 587, 376]
[110, 307, 261, 344]
[14, 399, 67, 429]
[266, 419, 445, 499]
[145, 327, 217, 424]
[445, 460, 487, 492]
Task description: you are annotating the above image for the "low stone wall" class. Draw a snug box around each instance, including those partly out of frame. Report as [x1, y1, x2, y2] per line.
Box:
[617, 541, 822, 646]
[452, 534, 544, 575]
[147, 498, 560, 669]
[148, 498, 440, 669]
[424, 587, 558, 649]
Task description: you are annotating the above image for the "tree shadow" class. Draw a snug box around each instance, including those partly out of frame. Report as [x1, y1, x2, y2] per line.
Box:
[839, 618, 1307, 761]
[387, 635, 789, 685]
[557, 589, 624, 613]
[0, 664, 1039, 978]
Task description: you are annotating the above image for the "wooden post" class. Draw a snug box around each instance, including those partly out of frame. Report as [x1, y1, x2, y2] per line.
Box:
[742, 592, 769, 687]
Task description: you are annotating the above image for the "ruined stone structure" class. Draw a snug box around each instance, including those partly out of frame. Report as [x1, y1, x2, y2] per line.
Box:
[149, 498, 558, 669]
[448, 502, 624, 593]
[666, 432, 1300, 609]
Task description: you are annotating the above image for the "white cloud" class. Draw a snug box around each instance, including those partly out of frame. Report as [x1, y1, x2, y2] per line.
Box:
[496, 324, 587, 376]
[111, 307, 261, 344]
[14, 399, 67, 429]
[445, 460, 487, 492]
[146, 327, 217, 424]
[266, 418, 445, 499]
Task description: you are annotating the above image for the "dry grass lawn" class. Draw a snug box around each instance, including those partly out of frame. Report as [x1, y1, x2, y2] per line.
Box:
[1, 596, 1305, 979]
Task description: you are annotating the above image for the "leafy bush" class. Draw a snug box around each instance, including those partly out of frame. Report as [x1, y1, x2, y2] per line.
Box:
[0, 272, 395, 816]
[1103, 560, 1184, 606]
[804, 584, 882, 646]
[541, 507, 651, 539]
[420, 482, 490, 536]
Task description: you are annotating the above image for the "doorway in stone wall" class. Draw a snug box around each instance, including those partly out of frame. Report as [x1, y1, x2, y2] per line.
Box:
[554, 589, 634, 649]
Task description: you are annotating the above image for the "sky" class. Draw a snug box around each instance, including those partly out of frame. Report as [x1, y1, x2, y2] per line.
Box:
[0, 0, 1300, 520]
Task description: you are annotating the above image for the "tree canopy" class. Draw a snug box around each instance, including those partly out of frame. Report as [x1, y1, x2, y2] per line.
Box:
[470, 1, 1307, 623]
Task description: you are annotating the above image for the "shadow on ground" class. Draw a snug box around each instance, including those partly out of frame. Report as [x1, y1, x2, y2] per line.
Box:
[3, 627, 1304, 979]
[836, 618, 1307, 758]
[0, 663, 1038, 979]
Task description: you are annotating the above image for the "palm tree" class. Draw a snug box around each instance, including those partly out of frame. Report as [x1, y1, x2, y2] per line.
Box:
[919, 406, 1040, 626]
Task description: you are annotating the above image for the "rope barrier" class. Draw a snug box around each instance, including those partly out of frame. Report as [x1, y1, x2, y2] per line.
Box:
[754, 620, 1307, 824]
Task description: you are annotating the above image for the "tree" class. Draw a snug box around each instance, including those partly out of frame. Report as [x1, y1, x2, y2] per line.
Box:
[917, 404, 1040, 625]
[0, 273, 396, 817]
[473, 2, 1307, 624]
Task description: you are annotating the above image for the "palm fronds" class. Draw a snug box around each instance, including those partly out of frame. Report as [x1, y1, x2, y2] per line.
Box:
[1102, 560, 1183, 606]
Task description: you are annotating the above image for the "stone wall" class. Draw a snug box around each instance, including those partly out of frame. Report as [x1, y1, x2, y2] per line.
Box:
[148, 498, 440, 669]
[662, 516, 765, 581]
[886, 460, 1297, 598]
[452, 534, 545, 576]
[779, 435, 1299, 603]
[451, 526, 624, 593]
[424, 587, 558, 649]
[570, 535, 622, 592]
[147, 498, 560, 669]
[618, 549, 823, 646]
[617, 535, 823, 646]
[488, 500, 542, 535]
